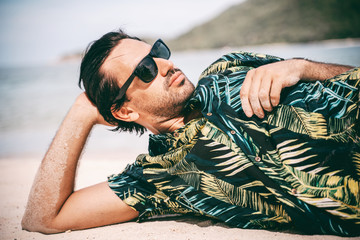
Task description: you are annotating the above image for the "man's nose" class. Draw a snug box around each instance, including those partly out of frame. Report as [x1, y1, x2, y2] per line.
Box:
[155, 58, 175, 77]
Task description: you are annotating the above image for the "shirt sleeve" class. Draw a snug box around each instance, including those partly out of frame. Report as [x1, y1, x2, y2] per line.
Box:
[107, 154, 197, 221]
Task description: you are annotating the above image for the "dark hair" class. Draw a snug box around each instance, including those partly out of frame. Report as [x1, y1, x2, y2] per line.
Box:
[78, 29, 146, 135]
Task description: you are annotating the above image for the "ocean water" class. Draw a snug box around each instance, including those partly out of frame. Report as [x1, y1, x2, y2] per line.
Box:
[0, 40, 359, 160]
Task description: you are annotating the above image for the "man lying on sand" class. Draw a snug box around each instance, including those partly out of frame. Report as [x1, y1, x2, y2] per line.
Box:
[22, 29, 360, 236]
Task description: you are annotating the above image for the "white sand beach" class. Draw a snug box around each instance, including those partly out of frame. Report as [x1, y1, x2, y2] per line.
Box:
[1, 157, 357, 240]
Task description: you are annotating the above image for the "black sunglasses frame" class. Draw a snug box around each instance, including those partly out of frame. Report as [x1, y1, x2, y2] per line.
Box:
[113, 39, 171, 103]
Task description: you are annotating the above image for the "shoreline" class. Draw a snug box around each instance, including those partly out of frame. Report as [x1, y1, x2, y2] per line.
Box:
[55, 38, 360, 65]
[1, 157, 357, 240]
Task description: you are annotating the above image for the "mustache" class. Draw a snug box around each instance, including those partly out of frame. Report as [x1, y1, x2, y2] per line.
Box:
[165, 68, 182, 84]
[167, 68, 181, 78]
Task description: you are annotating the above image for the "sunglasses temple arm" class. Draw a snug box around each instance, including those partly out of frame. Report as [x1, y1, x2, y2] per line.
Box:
[113, 75, 135, 102]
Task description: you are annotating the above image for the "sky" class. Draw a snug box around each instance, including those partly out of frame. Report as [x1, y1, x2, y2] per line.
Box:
[0, 0, 244, 67]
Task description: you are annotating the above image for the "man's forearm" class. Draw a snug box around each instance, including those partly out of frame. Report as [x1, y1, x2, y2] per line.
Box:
[296, 58, 354, 82]
[22, 96, 96, 232]
[241, 58, 355, 118]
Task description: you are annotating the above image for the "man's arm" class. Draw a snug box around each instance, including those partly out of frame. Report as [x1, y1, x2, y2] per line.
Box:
[240, 58, 354, 118]
[21, 93, 138, 234]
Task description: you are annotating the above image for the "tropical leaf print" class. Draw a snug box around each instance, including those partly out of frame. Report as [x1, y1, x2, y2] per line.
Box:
[108, 53, 360, 236]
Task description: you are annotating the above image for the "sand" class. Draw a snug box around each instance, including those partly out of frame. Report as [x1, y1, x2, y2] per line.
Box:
[0, 157, 357, 240]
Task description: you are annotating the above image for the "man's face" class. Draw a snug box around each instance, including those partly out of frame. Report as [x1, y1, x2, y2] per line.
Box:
[102, 39, 195, 121]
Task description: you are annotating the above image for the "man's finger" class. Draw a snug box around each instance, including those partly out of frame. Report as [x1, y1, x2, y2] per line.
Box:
[241, 69, 255, 117]
[248, 70, 264, 118]
[270, 80, 283, 107]
[258, 73, 273, 112]
[241, 97, 254, 118]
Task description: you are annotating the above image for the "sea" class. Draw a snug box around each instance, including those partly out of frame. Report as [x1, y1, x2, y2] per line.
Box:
[1, 39, 359, 161]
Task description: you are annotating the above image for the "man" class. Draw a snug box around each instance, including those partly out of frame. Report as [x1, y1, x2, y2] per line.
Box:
[22, 29, 359, 236]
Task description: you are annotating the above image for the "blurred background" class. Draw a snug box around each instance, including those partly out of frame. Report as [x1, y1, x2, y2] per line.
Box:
[0, 0, 359, 162]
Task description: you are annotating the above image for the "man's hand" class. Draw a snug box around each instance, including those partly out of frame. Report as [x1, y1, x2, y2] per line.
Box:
[74, 92, 113, 126]
[240, 59, 353, 118]
[240, 59, 304, 118]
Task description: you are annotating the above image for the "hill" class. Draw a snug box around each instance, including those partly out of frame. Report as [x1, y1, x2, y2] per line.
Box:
[167, 0, 360, 50]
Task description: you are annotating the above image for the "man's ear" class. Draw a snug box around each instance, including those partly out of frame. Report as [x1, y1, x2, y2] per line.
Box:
[112, 106, 139, 122]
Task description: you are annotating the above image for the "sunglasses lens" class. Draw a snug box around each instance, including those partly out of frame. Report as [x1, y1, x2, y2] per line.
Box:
[135, 57, 158, 83]
[134, 40, 170, 84]
[151, 40, 171, 59]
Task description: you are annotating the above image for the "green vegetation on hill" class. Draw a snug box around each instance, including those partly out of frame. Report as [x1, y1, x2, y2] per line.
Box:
[167, 0, 360, 50]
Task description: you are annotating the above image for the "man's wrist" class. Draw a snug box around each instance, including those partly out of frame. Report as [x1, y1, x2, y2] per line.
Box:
[69, 102, 98, 127]
[290, 58, 309, 80]
[72, 93, 101, 126]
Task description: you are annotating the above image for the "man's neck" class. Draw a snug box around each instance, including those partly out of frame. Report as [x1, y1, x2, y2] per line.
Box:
[142, 109, 203, 135]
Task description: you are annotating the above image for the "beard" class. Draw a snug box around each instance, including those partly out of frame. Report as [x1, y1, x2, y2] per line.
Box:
[138, 69, 195, 119]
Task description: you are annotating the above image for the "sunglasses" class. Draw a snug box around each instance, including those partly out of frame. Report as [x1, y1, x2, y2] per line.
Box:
[113, 39, 171, 103]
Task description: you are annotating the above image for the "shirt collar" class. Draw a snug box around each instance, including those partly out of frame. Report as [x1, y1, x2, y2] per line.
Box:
[148, 118, 207, 156]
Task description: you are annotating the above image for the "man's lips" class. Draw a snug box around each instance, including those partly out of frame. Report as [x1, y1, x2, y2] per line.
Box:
[169, 71, 184, 87]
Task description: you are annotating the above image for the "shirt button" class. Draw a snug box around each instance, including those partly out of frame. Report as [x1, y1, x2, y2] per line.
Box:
[206, 112, 212, 116]
[255, 156, 261, 162]
[230, 130, 236, 134]
[173, 132, 179, 137]
[291, 189, 297, 194]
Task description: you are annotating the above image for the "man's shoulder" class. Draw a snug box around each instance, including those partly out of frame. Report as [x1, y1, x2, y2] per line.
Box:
[199, 51, 283, 80]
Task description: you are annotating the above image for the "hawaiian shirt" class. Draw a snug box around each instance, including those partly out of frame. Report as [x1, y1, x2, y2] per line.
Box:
[108, 52, 360, 236]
